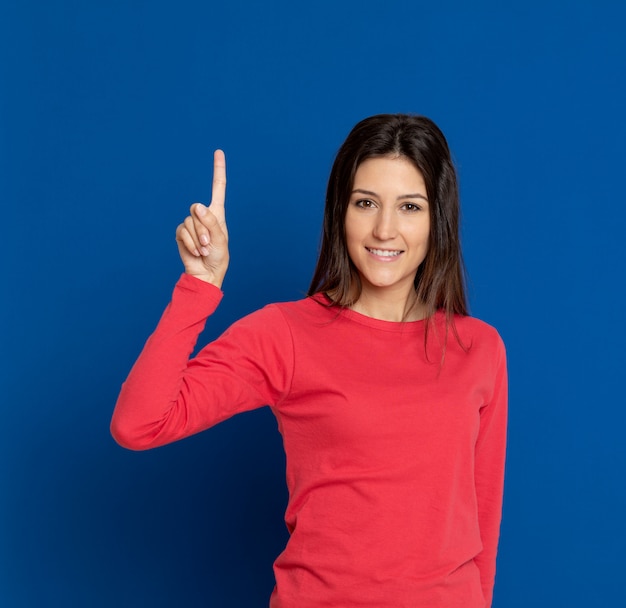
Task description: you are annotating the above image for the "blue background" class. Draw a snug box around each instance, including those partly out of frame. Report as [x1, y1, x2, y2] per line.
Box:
[1, 1, 625, 606]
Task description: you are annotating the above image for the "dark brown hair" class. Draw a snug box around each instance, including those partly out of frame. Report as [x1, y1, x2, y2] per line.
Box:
[308, 113, 468, 338]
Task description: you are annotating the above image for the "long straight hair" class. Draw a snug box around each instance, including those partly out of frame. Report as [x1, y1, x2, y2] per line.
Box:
[308, 114, 468, 348]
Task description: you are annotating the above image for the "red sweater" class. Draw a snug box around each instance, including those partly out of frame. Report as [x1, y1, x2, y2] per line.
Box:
[111, 274, 507, 608]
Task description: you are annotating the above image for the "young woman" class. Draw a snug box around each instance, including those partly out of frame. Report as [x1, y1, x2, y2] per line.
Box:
[111, 114, 507, 608]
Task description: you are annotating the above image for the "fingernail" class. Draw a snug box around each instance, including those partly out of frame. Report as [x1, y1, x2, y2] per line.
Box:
[196, 204, 206, 216]
[200, 247, 209, 257]
[194, 248, 201, 257]
[200, 234, 209, 245]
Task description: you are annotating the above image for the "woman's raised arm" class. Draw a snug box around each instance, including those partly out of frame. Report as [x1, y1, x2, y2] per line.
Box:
[111, 150, 237, 449]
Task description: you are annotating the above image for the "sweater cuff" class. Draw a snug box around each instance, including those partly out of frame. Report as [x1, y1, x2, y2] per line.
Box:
[174, 273, 224, 316]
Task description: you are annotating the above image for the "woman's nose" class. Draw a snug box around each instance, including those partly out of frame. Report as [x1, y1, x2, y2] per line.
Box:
[372, 208, 397, 240]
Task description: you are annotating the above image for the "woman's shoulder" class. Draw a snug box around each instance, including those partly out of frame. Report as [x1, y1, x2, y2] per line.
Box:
[451, 313, 506, 354]
[227, 292, 329, 329]
[454, 313, 502, 335]
[264, 292, 336, 324]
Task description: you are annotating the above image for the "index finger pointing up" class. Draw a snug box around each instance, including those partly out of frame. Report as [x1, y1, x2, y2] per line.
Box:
[209, 149, 226, 218]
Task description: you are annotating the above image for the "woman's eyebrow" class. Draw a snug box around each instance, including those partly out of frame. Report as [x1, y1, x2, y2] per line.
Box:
[352, 188, 428, 201]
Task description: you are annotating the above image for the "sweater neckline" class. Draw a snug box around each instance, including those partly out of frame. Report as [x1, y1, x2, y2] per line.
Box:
[310, 293, 443, 333]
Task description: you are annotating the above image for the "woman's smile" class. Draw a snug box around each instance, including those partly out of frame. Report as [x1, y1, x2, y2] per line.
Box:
[366, 247, 404, 259]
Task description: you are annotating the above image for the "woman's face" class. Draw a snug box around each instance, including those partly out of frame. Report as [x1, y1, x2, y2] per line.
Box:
[345, 155, 430, 300]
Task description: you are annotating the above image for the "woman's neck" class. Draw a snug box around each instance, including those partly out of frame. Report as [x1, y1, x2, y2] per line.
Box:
[349, 288, 426, 322]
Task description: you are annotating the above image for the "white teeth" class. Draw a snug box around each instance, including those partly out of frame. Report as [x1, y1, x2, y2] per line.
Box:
[367, 248, 402, 257]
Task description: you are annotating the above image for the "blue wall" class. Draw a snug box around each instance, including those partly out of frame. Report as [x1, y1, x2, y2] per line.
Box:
[2, 1, 624, 606]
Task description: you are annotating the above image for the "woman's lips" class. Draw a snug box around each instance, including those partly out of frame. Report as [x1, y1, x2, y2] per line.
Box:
[366, 247, 403, 260]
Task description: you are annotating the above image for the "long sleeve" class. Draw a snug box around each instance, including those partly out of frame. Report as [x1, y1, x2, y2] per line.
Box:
[473, 336, 508, 607]
[110, 274, 294, 450]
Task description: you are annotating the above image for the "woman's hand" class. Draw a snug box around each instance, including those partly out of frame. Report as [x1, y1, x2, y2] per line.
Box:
[175, 150, 229, 288]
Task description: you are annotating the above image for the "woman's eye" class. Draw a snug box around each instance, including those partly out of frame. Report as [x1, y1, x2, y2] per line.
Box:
[402, 203, 421, 212]
[355, 199, 374, 208]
